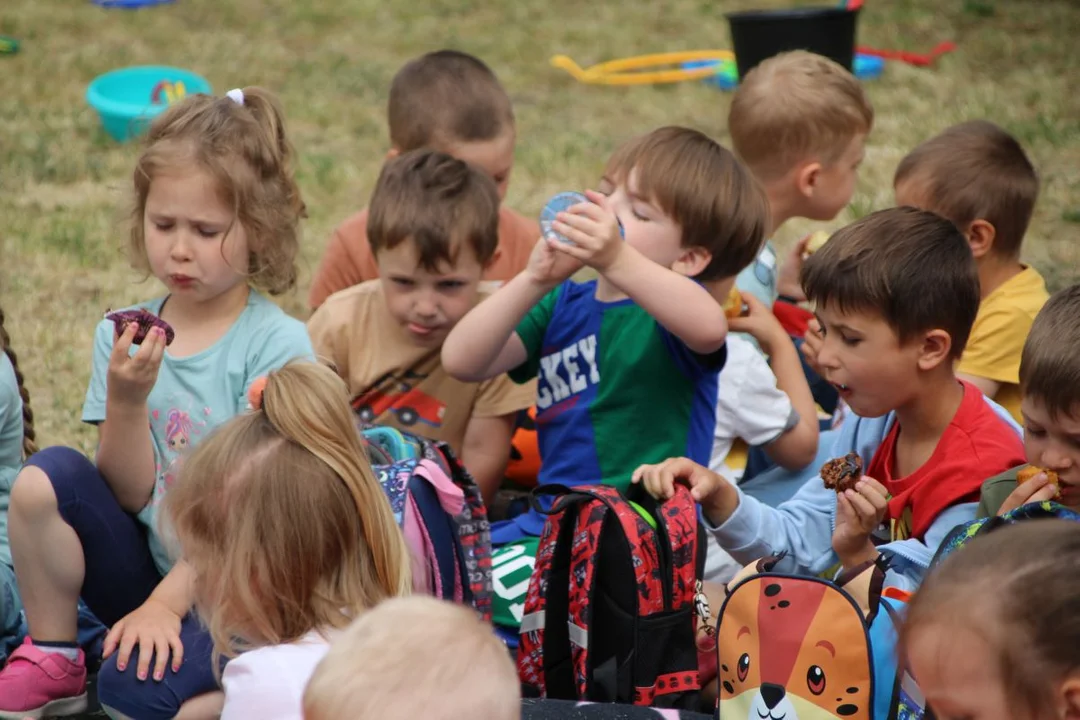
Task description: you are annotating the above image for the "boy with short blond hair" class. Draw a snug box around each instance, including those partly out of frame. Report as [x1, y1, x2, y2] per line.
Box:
[635, 208, 1025, 591]
[303, 597, 521, 720]
[894, 120, 1047, 421]
[727, 50, 874, 307]
[308, 49, 537, 310]
[307, 150, 533, 502]
[978, 284, 1080, 516]
[443, 126, 768, 541]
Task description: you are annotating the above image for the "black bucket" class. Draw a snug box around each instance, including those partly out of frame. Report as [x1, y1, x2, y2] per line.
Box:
[726, 6, 859, 80]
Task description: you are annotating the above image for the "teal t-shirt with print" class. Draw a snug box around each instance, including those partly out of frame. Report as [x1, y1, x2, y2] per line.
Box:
[0, 353, 26, 567]
[82, 290, 314, 575]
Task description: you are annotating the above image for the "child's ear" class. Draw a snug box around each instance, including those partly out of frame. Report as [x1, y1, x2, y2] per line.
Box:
[965, 219, 996, 260]
[916, 328, 953, 372]
[672, 246, 712, 278]
[796, 161, 824, 199]
[483, 246, 504, 271]
[386, 147, 401, 161]
[1056, 673, 1080, 718]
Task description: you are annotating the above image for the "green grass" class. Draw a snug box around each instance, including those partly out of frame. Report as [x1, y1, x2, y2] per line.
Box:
[1, 0, 1079, 453]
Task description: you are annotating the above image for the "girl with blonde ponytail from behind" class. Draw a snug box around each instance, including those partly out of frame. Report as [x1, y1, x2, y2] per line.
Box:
[165, 360, 410, 720]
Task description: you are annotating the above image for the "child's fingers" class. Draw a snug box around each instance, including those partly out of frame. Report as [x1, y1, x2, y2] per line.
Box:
[844, 489, 880, 524]
[102, 622, 123, 659]
[169, 634, 185, 673]
[151, 635, 172, 681]
[582, 189, 611, 209]
[135, 635, 154, 680]
[856, 478, 890, 510]
[116, 630, 138, 672]
[110, 323, 137, 362]
[546, 235, 592, 262]
[998, 474, 1052, 515]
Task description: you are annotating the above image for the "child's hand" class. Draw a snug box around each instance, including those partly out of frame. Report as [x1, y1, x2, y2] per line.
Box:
[727, 292, 788, 353]
[107, 322, 167, 407]
[832, 476, 890, 568]
[776, 235, 811, 303]
[103, 598, 184, 682]
[800, 318, 826, 376]
[525, 234, 583, 290]
[548, 190, 625, 273]
[632, 457, 740, 526]
[998, 471, 1059, 515]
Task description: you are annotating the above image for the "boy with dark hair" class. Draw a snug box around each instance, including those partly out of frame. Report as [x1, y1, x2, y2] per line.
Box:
[893, 120, 1046, 421]
[977, 284, 1080, 516]
[635, 207, 1026, 590]
[309, 50, 537, 310]
[307, 150, 533, 502]
[443, 126, 768, 541]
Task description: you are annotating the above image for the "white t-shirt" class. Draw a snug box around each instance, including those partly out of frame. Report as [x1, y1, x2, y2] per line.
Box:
[220, 629, 336, 720]
[710, 335, 798, 479]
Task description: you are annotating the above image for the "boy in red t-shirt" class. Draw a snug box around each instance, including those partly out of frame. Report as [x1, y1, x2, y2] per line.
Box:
[633, 207, 1025, 591]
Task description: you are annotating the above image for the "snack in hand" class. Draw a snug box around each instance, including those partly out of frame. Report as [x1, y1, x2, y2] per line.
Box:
[802, 230, 831, 259]
[1017, 465, 1061, 500]
[722, 286, 748, 320]
[821, 452, 863, 493]
[106, 309, 175, 346]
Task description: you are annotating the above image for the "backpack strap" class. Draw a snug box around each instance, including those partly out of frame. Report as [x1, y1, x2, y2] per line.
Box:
[652, 485, 700, 612]
[519, 489, 589, 699]
[408, 469, 462, 601]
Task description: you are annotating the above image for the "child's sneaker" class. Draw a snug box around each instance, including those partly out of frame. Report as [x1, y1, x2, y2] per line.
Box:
[0, 639, 87, 719]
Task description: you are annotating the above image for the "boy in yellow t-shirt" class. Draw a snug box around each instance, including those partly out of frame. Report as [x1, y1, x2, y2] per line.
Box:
[892, 121, 1047, 421]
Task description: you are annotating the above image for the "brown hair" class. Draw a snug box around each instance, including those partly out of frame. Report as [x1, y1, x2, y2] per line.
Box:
[0, 307, 35, 459]
[129, 87, 306, 295]
[801, 207, 979, 359]
[610, 126, 769, 281]
[367, 149, 500, 271]
[165, 361, 411, 663]
[729, 50, 873, 181]
[303, 596, 520, 720]
[388, 50, 515, 151]
[900, 520, 1080, 718]
[894, 120, 1039, 259]
[1019, 284, 1080, 420]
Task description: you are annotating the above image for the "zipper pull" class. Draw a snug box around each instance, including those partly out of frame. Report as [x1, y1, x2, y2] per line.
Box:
[694, 580, 717, 651]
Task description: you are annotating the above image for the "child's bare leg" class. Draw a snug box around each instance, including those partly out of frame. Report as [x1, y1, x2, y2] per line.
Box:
[9, 466, 83, 640]
[174, 691, 225, 719]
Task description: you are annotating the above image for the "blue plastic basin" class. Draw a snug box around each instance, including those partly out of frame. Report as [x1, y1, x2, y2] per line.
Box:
[86, 65, 211, 142]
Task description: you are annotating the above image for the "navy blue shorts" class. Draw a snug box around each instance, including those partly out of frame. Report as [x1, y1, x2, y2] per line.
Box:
[26, 446, 218, 719]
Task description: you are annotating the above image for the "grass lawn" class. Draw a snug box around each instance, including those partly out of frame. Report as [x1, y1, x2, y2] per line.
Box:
[1, 0, 1079, 455]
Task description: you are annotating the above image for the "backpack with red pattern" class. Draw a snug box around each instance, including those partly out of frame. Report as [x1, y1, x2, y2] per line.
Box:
[518, 483, 708, 709]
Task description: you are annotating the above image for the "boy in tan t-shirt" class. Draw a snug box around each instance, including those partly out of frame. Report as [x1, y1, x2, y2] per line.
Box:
[308, 150, 534, 503]
[308, 50, 538, 311]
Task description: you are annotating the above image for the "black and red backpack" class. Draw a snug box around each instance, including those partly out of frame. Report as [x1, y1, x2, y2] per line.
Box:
[517, 483, 707, 709]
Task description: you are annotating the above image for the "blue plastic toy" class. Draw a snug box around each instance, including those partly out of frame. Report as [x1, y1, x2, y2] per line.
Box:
[86, 65, 211, 142]
[540, 192, 625, 245]
[92, 0, 175, 8]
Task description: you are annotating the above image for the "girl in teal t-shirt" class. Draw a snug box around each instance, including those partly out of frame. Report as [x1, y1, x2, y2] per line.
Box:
[0, 87, 314, 720]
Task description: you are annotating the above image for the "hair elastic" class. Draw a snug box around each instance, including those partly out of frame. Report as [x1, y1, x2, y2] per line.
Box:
[247, 376, 269, 411]
[226, 88, 245, 106]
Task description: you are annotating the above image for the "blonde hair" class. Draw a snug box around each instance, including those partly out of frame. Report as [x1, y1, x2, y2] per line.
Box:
[303, 597, 520, 720]
[729, 51, 874, 181]
[165, 361, 411, 663]
[129, 87, 306, 295]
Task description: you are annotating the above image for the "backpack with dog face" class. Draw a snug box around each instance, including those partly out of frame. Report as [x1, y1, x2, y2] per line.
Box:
[517, 483, 707, 709]
[715, 554, 908, 720]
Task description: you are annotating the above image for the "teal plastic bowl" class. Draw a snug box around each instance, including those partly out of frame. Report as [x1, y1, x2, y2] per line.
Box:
[86, 65, 211, 142]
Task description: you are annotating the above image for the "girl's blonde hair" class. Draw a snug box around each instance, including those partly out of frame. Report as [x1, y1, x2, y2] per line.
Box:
[129, 87, 305, 295]
[165, 361, 411, 660]
[900, 520, 1080, 717]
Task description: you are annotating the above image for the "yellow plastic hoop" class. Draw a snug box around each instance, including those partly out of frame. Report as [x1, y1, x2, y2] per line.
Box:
[550, 50, 735, 85]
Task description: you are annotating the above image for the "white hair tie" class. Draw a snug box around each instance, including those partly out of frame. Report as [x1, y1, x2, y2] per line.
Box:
[226, 88, 245, 106]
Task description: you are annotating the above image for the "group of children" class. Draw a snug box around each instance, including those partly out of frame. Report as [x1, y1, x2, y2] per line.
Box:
[0, 42, 1074, 720]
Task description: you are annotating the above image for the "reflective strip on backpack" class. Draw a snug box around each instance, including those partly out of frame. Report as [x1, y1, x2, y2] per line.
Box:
[568, 621, 588, 649]
[520, 612, 545, 634]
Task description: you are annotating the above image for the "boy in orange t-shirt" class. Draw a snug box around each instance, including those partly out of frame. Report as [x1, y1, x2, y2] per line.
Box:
[309, 50, 537, 310]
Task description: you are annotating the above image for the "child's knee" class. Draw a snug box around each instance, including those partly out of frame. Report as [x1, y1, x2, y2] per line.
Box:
[10, 465, 60, 519]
